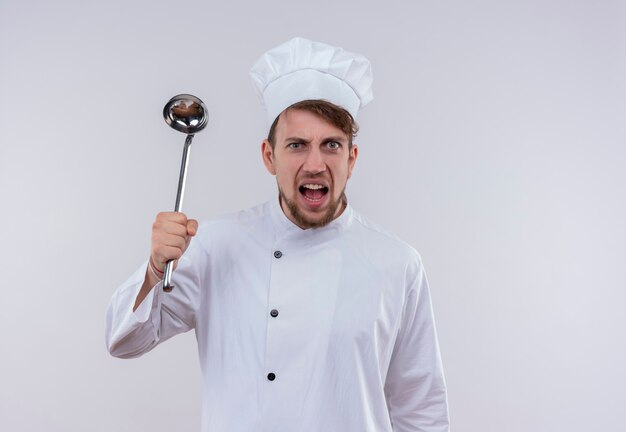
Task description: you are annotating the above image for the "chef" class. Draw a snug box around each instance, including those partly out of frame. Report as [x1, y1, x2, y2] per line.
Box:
[106, 37, 450, 432]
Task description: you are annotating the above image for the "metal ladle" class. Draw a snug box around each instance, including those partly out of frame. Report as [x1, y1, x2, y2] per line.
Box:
[162, 94, 208, 291]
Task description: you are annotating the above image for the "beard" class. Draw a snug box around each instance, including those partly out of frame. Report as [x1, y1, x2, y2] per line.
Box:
[278, 187, 347, 229]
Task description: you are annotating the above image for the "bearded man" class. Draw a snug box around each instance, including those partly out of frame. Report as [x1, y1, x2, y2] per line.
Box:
[106, 37, 450, 432]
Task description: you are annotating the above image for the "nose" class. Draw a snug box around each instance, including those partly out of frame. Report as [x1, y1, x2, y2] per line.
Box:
[302, 146, 326, 174]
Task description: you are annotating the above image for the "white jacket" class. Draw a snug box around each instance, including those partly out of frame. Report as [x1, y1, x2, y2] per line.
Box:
[105, 199, 449, 431]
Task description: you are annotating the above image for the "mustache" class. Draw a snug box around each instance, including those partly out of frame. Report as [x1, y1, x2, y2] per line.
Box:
[297, 173, 331, 183]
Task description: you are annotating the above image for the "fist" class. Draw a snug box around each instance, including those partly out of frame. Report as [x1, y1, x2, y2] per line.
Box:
[151, 212, 198, 272]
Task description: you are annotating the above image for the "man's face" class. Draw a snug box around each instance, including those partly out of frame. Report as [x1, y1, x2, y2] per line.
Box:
[262, 109, 358, 229]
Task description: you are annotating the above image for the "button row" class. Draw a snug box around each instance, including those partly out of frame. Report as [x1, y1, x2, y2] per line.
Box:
[267, 250, 282, 383]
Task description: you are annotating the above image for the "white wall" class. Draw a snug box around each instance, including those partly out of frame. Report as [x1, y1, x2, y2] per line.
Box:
[1, 0, 624, 431]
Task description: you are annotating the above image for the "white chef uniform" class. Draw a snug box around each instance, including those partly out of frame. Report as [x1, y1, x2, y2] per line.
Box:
[106, 199, 449, 431]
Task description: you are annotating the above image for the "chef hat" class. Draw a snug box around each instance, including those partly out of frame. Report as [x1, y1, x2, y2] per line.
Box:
[250, 37, 374, 126]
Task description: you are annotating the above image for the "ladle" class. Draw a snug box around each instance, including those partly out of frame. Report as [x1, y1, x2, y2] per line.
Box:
[162, 94, 208, 291]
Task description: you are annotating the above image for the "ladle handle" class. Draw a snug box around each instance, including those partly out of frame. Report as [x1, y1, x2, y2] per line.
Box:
[163, 134, 194, 292]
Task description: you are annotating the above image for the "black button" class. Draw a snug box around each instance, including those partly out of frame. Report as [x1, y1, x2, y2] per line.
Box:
[274, 250, 283, 259]
[267, 373, 276, 381]
[270, 309, 279, 318]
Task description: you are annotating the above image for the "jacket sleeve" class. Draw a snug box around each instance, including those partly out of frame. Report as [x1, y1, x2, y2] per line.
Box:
[104, 235, 205, 359]
[384, 256, 450, 432]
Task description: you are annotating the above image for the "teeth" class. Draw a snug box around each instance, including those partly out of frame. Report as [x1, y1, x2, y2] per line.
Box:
[302, 184, 325, 190]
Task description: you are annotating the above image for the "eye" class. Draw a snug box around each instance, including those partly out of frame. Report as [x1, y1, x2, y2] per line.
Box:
[288, 142, 303, 150]
[326, 141, 341, 150]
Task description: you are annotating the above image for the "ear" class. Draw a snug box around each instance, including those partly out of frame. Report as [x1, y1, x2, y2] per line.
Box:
[347, 144, 358, 178]
[261, 139, 276, 175]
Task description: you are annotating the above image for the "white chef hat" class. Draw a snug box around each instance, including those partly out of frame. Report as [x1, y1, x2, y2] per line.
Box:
[250, 37, 374, 126]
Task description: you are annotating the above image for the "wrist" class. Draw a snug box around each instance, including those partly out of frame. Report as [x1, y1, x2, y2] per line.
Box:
[149, 257, 164, 280]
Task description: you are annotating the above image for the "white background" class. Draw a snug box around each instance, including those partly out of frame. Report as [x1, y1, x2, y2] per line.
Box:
[1, 1, 624, 431]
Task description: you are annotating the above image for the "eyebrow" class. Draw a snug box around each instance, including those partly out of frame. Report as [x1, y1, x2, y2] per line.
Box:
[285, 136, 347, 143]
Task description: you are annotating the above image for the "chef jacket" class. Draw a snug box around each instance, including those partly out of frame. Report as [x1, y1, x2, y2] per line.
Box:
[105, 199, 449, 432]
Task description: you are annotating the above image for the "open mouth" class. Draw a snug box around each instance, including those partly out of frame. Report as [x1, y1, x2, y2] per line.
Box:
[299, 183, 329, 202]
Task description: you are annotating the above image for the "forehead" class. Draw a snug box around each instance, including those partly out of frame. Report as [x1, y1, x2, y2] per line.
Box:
[274, 109, 349, 141]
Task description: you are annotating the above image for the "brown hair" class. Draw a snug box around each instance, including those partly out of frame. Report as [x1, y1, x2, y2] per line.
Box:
[267, 99, 359, 149]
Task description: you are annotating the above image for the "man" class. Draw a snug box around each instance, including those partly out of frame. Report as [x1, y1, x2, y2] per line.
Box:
[106, 37, 449, 431]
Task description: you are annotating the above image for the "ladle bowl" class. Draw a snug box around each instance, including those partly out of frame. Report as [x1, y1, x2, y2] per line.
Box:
[163, 94, 208, 134]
